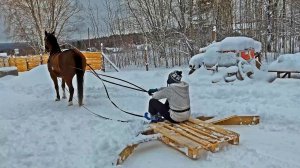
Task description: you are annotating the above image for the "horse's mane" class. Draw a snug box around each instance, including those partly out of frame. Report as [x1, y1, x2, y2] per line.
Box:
[47, 33, 61, 53]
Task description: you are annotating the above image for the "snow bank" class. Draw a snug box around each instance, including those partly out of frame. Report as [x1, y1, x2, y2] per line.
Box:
[0, 66, 17, 72]
[268, 53, 300, 71]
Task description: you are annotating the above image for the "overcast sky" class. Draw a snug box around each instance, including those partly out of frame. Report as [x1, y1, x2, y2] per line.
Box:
[0, 0, 108, 43]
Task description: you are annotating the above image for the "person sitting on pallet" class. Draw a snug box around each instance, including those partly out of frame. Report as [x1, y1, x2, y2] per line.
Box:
[145, 70, 191, 123]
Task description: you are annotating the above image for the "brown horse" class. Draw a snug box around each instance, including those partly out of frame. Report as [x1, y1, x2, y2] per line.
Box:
[44, 31, 86, 106]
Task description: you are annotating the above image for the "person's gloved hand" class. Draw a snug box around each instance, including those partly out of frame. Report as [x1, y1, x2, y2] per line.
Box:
[148, 88, 158, 96]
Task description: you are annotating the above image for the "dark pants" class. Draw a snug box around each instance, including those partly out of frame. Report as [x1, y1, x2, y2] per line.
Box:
[148, 98, 177, 123]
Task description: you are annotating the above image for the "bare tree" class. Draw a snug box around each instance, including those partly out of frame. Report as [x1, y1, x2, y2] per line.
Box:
[0, 0, 82, 54]
[85, 0, 300, 68]
[125, 0, 174, 67]
[169, 0, 197, 57]
[85, 0, 104, 39]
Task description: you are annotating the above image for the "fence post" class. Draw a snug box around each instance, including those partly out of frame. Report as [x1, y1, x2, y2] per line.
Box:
[101, 43, 105, 72]
[144, 45, 149, 71]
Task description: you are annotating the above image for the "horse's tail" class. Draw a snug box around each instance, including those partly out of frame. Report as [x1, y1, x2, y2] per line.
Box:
[74, 51, 86, 106]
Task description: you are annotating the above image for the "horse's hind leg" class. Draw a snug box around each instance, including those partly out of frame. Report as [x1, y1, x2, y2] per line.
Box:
[66, 79, 74, 106]
[61, 79, 67, 99]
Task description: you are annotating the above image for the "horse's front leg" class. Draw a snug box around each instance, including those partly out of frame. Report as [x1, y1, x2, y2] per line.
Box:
[51, 75, 60, 101]
[61, 79, 67, 99]
[66, 78, 74, 106]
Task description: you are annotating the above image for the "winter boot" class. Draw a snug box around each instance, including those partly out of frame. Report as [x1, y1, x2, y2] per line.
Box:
[144, 112, 164, 123]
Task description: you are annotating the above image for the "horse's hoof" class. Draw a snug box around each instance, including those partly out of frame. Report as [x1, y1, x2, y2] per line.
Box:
[68, 101, 73, 106]
[55, 98, 60, 101]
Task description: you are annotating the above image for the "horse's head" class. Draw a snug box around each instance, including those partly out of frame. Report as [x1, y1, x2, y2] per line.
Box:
[44, 31, 59, 53]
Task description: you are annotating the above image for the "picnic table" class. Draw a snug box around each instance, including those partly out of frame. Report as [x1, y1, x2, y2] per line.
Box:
[268, 70, 300, 78]
[267, 53, 300, 79]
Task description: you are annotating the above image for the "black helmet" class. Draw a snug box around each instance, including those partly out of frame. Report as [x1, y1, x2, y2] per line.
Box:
[167, 70, 182, 84]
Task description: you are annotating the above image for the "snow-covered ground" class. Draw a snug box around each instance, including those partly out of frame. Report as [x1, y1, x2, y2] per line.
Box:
[1, 65, 300, 168]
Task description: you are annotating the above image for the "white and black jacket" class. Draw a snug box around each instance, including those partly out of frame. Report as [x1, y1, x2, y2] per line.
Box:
[152, 81, 191, 122]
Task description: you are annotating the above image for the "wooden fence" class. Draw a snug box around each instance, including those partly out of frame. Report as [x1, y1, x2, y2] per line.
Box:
[0, 52, 103, 72]
[82, 52, 103, 70]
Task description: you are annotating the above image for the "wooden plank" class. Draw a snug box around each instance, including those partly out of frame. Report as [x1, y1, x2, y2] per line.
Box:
[179, 123, 220, 143]
[167, 122, 219, 144]
[14, 57, 28, 72]
[141, 128, 155, 135]
[188, 118, 239, 145]
[116, 134, 161, 165]
[160, 123, 215, 151]
[189, 118, 239, 136]
[150, 124, 200, 149]
[184, 122, 228, 140]
[210, 115, 260, 125]
[83, 52, 102, 71]
[41, 55, 49, 64]
[160, 135, 205, 159]
[27, 56, 41, 70]
[172, 124, 221, 152]
[196, 116, 214, 121]
[117, 144, 138, 165]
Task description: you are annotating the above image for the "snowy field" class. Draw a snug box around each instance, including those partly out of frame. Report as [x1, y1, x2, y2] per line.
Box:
[1, 65, 300, 168]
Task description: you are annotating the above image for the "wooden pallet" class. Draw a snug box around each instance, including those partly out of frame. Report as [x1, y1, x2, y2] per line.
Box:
[149, 118, 239, 159]
[116, 116, 247, 165]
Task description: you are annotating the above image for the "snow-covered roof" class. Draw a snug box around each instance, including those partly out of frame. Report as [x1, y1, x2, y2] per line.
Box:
[200, 36, 262, 53]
